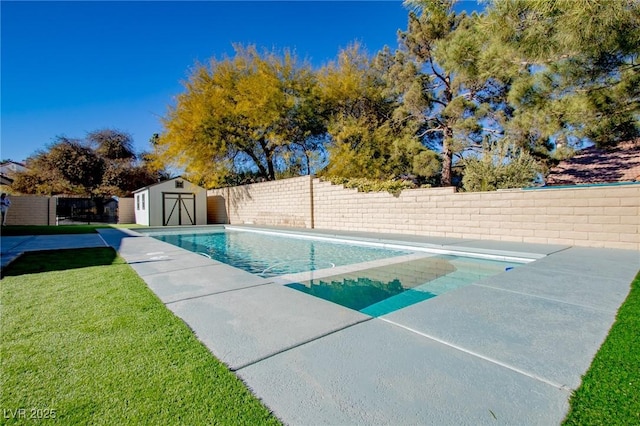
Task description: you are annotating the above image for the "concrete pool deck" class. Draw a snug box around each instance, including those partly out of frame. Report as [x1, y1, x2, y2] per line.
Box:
[2, 226, 639, 425]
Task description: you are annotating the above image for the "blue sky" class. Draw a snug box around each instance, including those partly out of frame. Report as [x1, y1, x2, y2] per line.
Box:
[1, 1, 482, 163]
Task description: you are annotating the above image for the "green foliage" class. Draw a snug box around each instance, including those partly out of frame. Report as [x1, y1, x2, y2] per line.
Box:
[318, 44, 439, 182]
[462, 140, 540, 191]
[324, 176, 418, 195]
[563, 272, 640, 425]
[413, 149, 441, 178]
[394, 1, 510, 186]
[158, 45, 325, 187]
[480, 0, 640, 148]
[1, 248, 281, 425]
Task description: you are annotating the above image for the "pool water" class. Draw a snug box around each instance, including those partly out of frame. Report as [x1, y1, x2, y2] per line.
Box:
[153, 230, 411, 277]
[152, 229, 518, 316]
[287, 255, 513, 316]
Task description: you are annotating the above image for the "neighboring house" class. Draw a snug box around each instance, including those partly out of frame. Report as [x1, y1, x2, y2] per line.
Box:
[0, 174, 13, 186]
[133, 177, 207, 226]
[0, 160, 27, 176]
[546, 139, 640, 185]
[0, 160, 27, 187]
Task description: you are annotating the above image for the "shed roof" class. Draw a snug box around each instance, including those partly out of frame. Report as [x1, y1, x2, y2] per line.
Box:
[133, 177, 204, 193]
[545, 139, 640, 186]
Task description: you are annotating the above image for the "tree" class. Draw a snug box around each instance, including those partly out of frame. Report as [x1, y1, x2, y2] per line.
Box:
[394, 0, 510, 186]
[87, 129, 136, 160]
[462, 139, 540, 192]
[157, 45, 327, 187]
[317, 43, 440, 182]
[12, 131, 157, 197]
[479, 0, 640, 149]
[13, 137, 105, 195]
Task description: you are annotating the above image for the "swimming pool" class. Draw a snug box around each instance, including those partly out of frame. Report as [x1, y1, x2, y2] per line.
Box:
[152, 229, 412, 277]
[149, 227, 520, 316]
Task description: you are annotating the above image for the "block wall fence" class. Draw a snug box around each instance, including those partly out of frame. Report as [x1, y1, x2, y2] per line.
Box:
[208, 176, 640, 251]
[118, 198, 135, 224]
[2, 196, 136, 226]
[1, 196, 57, 226]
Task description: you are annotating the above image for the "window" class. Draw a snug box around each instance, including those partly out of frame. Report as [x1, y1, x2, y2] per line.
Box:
[136, 194, 140, 210]
[175, 180, 184, 189]
[141, 193, 146, 210]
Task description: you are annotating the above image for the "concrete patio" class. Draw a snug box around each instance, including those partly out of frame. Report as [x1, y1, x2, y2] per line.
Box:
[2, 226, 638, 425]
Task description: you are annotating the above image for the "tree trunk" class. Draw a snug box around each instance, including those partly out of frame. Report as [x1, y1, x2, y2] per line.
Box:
[266, 154, 276, 181]
[441, 128, 453, 187]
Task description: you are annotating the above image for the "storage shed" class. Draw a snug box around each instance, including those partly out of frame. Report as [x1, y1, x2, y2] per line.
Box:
[133, 177, 207, 226]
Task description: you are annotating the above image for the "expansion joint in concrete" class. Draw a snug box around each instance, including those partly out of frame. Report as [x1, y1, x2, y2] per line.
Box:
[233, 316, 375, 372]
[164, 281, 277, 305]
[379, 317, 573, 393]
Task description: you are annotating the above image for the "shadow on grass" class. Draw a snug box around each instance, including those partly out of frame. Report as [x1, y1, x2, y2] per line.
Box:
[0, 225, 108, 236]
[0, 224, 142, 236]
[2, 248, 123, 277]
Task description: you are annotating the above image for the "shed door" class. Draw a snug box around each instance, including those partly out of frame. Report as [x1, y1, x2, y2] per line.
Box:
[162, 192, 196, 226]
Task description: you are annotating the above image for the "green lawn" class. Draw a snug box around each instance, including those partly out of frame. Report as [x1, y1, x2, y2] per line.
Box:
[0, 224, 142, 236]
[563, 271, 640, 425]
[0, 248, 280, 425]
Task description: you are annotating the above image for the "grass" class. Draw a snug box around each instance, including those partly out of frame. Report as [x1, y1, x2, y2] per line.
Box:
[0, 224, 142, 236]
[0, 248, 280, 425]
[563, 271, 640, 425]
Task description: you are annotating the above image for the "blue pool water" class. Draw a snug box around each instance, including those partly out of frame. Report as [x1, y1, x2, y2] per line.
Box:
[287, 255, 513, 316]
[153, 230, 411, 277]
[153, 229, 518, 316]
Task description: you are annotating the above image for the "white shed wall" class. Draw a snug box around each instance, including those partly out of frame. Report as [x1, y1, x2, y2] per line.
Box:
[137, 178, 208, 226]
[134, 190, 150, 226]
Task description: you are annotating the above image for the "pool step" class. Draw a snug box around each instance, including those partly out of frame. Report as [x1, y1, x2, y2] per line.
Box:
[360, 269, 499, 317]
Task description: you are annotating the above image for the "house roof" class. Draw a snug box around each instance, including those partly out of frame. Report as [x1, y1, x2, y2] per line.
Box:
[545, 139, 640, 186]
[0, 160, 27, 168]
[0, 161, 27, 177]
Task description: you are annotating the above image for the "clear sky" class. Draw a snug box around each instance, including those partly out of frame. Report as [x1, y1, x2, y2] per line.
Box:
[1, 1, 481, 163]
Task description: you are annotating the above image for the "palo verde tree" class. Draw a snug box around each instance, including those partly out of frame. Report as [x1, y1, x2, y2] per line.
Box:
[157, 45, 327, 187]
[479, 0, 640, 149]
[317, 43, 440, 182]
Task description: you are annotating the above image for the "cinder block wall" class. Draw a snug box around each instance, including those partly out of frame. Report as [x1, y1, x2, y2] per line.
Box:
[312, 180, 640, 250]
[208, 176, 313, 227]
[3, 196, 56, 226]
[208, 177, 640, 250]
[118, 198, 135, 224]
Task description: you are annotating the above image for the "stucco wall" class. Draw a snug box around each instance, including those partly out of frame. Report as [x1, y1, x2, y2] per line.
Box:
[1, 196, 56, 226]
[208, 177, 640, 251]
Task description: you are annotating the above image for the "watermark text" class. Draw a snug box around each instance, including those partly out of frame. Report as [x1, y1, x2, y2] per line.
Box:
[3, 408, 57, 420]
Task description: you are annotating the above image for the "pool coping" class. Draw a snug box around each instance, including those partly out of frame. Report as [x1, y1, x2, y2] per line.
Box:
[4, 226, 639, 425]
